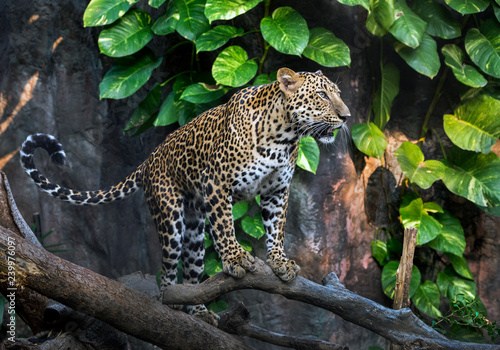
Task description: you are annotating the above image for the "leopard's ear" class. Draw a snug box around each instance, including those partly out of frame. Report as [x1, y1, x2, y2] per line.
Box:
[278, 68, 304, 97]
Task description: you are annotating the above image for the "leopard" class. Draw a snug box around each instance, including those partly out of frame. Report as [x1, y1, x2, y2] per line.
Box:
[20, 67, 350, 326]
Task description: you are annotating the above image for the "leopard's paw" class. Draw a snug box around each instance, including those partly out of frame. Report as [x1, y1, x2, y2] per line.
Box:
[222, 250, 255, 278]
[190, 307, 220, 327]
[268, 257, 300, 282]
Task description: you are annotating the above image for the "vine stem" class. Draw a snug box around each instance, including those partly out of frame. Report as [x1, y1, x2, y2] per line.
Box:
[419, 67, 449, 143]
[258, 0, 272, 75]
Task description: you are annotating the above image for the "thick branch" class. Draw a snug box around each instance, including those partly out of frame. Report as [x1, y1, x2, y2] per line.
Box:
[163, 259, 498, 350]
[0, 227, 251, 350]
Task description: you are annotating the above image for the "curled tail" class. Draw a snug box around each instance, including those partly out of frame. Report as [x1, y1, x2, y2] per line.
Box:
[20, 133, 143, 206]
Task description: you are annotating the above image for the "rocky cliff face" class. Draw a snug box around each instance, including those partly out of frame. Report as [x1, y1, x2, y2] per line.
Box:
[0, 0, 498, 349]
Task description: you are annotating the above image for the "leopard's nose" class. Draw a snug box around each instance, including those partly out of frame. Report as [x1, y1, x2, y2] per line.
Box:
[339, 114, 350, 122]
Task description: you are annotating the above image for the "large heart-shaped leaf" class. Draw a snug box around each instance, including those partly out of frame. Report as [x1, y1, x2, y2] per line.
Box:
[395, 142, 445, 189]
[261, 7, 309, 56]
[381, 261, 421, 299]
[373, 63, 399, 130]
[98, 9, 153, 57]
[84, 0, 139, 27]
[447, 253, 474, 280]
[241, 213, 266, 239]
[303, 27, 350, 67]
[366, 10, 387, 37]
[428, 211, 466, 256]
[394, 33, 440, 78]
[205, 0, 263, 22]
[389, 0, 427, 48]
[465, 20, 500, 79]
[336, 0, 370, 10]
[99, 52, 162, 99]
[442, 44, 487, 88]
[174, 0, 210, 41]
[232, 201, 249, 221]
[155, 91, 196, 127]
[196, 25, 244, 53]
[437, 268, 476, 301]
[372, 0, 396, 31]
[151, 1, 179, 35]
[411, 0, 461, 39]
[371, 240, 389, 266]
[351, 122, 388, 158]
[441, 148, 500, 207]
[212, 46, 257, 87]
[412, 281, 442, 318]
[124, 84, 162, 132]
[180, 83, 229, 103]
[400, 194, 442, 245]
[444, 95, 500, 153]
[297, 136, 320, 174]
[444, 0, 489, 14]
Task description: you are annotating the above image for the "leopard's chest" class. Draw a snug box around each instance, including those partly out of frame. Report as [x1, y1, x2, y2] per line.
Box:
[231, 147, 295, 201]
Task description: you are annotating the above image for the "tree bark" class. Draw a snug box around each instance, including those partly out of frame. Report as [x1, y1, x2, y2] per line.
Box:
[0, 226, 251, 350]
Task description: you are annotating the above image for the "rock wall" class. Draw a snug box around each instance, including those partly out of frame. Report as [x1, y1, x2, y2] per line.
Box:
[0, 0, 498, 349]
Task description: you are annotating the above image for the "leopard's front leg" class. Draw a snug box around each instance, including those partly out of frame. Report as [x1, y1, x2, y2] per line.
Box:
[261, 186, 300, 282]
[204, 174, 255, 278]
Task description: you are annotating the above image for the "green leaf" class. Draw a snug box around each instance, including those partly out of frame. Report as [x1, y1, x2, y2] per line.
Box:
[373, 63, 399, 130]
[381, 261, 421, 299]
[238, 239, 253, 252]
[437, 268, 476, 301]
[389, 0, 427, 48]
[260, 7, 309, 56]
[495, 2, 500, 23]
[195, 25, 244, 53]
[442, 44, 487, 88]
[99, 53, 162, 99]
[98, 9, 153, 57]
[423, 202, 444, 213]
[212, 46, 258, 87]
[124, 84, 162, 132]
[371, 240, 389, 265]
[336, 0, 370, 10]
[444, 95, 500, 153]
[399, 194, 442, 245]
[207, 299, 228, 313]
[180, 83, 229, 103]
[444, 0, 489, 14]
[241, 213, 266, 239]
[204, 232, 213, 248]
[149, 0, 167, 8]
[395, 142, 445, 189]
[152, 1, 179, 35]
[253, 73, 274, 86]
[428, 211, 466, 255]
[204, 251, 223, 276]
[303, 27, 351, 67]
[410, 0, 461, 39]
[174, 0, 210, 41]
[297, 136, 320, 174]
[447, 253, 474, 280]
[440, 148, 500, 207]
[84, 0, 139, 27]
[394, 33, 440, 78]
[366, 10, 387, 37]
[372, 0, 396, 30]
[412, 281, 442, 318]
[155, 91, 177, 126]
[465, 20, 500, 79]
[232, 201, 249, 220]
[205, 0, 263, 22]
[351, 122, 388, 158]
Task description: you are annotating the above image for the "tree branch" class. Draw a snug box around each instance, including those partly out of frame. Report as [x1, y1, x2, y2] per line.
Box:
[163, 259, 498, 350]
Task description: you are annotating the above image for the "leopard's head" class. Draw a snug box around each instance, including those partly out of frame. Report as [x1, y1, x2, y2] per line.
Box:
[278, 67, 350, 144]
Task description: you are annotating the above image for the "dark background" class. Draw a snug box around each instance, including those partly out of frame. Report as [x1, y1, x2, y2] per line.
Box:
[0, 0, 498, 348]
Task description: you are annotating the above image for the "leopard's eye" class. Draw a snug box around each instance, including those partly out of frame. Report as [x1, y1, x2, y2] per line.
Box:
[317, 91, 328, 99]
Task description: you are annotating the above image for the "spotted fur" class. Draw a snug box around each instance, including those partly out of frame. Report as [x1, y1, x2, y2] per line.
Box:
[20, 68, 350, 326]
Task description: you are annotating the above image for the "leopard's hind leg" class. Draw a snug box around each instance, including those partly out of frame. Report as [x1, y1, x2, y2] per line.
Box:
[182, 202, 219, 326]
